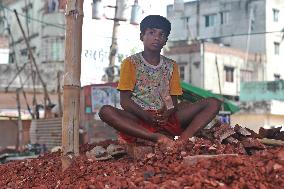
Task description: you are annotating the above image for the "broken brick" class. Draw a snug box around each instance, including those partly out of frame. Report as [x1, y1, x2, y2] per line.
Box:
[125, 144, 154, 160]
[234, 124, 251, 136]
[213, 124, 236, 142]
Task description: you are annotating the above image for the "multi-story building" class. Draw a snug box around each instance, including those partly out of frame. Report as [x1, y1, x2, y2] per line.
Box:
[0, 36, 9, 64]
[166, 0, 284, 131]
[0, 0, 66, 119]
[167, 0, 284, 82]
[164, 41, 265, 99]
[0, 0, 66, 91]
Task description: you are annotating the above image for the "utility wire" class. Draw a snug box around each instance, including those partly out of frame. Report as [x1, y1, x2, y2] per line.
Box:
[2, 10, 34, 118]
[0, 4, 284, 44]
[0, 4, 65, 30]
[170, 30, 284, 43]
[0, 4, 133, 40]
[1, 3, 283, 41]
[199, 30, 283, 41]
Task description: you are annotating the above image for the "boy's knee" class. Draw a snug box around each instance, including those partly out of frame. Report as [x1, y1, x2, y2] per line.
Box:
[98, 105, 113, 120]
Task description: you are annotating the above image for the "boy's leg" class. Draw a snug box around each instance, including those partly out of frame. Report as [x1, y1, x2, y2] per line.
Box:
[99, 105, 173, 145]
[175, 97, 221, 141]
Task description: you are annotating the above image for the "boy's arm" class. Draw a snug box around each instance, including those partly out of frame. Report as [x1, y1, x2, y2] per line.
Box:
[120, 90, 155, 124]
[158, 95, 178, 123]
[171, 95, 178, 108]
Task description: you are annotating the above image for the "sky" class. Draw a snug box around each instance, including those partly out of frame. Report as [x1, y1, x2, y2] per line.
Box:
[81, 0, 192, 85]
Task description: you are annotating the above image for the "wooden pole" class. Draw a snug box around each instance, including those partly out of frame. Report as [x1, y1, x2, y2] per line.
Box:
[215, 56, 222, 95]
[16, 88, 23, 151]
[215, 55, 224, 111]
[57, 71, 63, 117]
[108, 0, 120, 82]
[61, 0, 84, 171]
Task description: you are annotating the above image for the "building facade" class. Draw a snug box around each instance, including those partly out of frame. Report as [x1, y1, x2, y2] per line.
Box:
[167, 0, 284, 81]
[164, 41, 265, 99]
[0, 36, 9, 64]
[0, 0, 66, 91]
[166, 0, 284, 131]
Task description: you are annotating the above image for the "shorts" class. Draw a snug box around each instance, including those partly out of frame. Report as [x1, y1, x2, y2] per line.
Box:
[119, 110, 183, 143]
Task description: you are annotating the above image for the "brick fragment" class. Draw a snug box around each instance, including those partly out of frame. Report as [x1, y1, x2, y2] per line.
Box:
[234, 124, 251, 136]
[224, 136, 239, 144]
[241, 138, 265, 149]
[213, 124, 236, 142]
[125, 144, 154, 160]
[183, 154, 238, 166]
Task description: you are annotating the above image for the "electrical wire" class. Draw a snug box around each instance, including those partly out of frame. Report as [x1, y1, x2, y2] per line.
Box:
[1, 3, 283, 41]
[198, 30, 283, 42]
[0, 5, 284, 41]
[0, 4, 65, 30]
[0, 4, 134, 40]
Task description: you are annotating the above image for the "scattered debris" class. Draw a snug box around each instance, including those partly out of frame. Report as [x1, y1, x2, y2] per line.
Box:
[86, 146, 112, 161]
[183, 154, 238, 166]
[0, 124, 283, 188]
[258, 138, 284, 147]
[258, 126, 284, 141]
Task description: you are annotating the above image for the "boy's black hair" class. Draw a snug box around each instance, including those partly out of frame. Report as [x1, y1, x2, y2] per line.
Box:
[140, 15, 171, 37]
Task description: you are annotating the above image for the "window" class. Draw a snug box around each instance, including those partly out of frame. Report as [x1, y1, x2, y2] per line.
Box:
[9, 53, 15, 64]
[179, 65, 185, 81]
[240, 69, 252, 82]
[22, 3, 33, 23]
[205, 14, 217, 27]
[220, 11, 229, 25]
[274, 42, 280, 55]
[224, 66, 234, 82]
[42, 37, 64, 62]
[20, 47, 36, 57]
[47, 0, 59, 13]
[274, 74, 281, 80]
[182, 16, 190, 29]
[273, 9, 279, 22]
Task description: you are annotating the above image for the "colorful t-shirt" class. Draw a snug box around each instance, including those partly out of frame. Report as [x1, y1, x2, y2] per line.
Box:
[117, 52, 183, 110]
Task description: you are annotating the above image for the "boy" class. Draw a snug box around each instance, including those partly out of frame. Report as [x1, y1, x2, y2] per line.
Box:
[99, 15, 221, 148]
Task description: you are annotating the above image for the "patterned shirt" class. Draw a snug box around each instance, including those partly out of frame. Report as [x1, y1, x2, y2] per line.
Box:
[117, 52, 182, 110]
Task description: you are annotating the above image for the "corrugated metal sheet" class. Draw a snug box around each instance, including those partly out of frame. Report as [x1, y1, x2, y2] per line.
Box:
[30, 118, 62, 150]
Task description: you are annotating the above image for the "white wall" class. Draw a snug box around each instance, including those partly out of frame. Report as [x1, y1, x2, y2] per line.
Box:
[81, 0, 174, 85]
[204, 52, 242, 96]
[4, 0, 45, 65]
[265, 0, 284, 80]
[167, 52, 202, 87]
[0, 49, 9, 64]
[168, 0, 266, 53]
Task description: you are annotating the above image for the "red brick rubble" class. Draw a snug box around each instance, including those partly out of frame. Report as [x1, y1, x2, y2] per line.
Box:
[0, 124, 283, 189]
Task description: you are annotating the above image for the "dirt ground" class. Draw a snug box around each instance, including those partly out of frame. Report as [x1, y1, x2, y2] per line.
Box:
[0, 138, 283, 189]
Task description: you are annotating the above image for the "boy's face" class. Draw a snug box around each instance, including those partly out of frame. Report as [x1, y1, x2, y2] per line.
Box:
[140, 28, 168, 51]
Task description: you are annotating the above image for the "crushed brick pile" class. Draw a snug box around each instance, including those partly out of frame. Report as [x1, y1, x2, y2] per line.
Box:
[0, 125, 284, 189]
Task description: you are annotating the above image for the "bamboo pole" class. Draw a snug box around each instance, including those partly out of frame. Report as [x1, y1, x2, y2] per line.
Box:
[57, 71, 63, 117]
[16, 88, 23, 151]
[61, 0, 84, 171]
[108, 0, 120, 82]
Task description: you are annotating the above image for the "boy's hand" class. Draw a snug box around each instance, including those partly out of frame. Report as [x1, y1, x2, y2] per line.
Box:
[141, 109, 168, 126]
[155, 104, 176, 126]
[141, 110, 160, 126]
